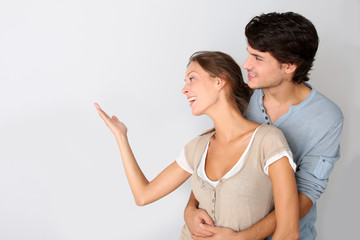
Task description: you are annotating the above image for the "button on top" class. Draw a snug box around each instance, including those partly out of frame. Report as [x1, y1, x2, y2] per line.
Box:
[262, 109, 265, 113]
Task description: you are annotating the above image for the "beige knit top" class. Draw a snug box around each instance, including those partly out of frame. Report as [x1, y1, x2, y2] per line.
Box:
[180, 124, 291, 239]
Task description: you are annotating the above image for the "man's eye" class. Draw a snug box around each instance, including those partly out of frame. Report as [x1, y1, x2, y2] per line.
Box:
[256, 57, 262, 61]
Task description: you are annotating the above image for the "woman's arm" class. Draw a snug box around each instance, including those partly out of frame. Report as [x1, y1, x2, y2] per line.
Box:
[268, 156, 300, 240]
[95, 103, 191, 206]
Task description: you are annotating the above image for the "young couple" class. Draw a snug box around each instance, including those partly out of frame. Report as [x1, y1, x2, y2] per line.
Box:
[95, 12, 343, 240]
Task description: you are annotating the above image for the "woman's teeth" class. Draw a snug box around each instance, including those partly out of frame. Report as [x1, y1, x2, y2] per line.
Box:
[188, 97, 197, 103]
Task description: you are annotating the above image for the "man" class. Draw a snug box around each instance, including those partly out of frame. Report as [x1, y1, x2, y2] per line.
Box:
[184, 12, 343, 240]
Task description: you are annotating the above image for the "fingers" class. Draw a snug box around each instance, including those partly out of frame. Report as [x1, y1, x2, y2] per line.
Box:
[190, 224, 218, 239]
[94, 103, 124, 125]
[193, 230, 213, 238]
[199, 224, 217, 234]
[94, 103, 107, 117]
[112, 115, 120, 122]
[94, 102, 112, 120]
[188, 209, 215, 237]
[191, 234, 212, 240]
[191, 221, 214, 238]
[200, 212, 215, 226]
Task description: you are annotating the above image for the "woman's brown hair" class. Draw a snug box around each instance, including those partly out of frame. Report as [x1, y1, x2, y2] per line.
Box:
[188, 51, 252, 135]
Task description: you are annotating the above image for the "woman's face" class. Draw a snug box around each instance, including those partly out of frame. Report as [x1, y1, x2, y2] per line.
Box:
[182, 61, 220, 116]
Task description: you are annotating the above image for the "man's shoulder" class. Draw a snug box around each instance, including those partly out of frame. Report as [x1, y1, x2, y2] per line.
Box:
[307, 89, 343, 122]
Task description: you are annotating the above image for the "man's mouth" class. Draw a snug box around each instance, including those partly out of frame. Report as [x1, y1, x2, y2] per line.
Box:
[248, 72, 257, 80]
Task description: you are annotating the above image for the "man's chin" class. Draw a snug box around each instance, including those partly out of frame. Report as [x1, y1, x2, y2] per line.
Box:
[246, 82, 261, 90]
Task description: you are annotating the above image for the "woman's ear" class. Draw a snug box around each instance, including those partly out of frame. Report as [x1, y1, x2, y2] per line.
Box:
[216, 74, 227, 90]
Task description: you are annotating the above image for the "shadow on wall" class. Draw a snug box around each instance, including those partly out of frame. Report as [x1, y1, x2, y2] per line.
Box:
[316, 154, 359, 240]
[310, 27, 359, 239]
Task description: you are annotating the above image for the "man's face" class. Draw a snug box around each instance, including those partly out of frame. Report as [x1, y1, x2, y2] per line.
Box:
[243, 44, 288, 90]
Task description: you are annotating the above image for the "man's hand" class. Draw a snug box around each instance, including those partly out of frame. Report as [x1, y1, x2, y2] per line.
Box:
[191, 224, 238, 240]
[184, 192, 214, 237]
[185, 207, 214, 237]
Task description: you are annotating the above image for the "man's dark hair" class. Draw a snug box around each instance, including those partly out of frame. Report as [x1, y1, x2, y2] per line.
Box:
[245, 12, 319, 83]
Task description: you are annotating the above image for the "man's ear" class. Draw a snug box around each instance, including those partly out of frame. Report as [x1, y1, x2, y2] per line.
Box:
[284, 63, 297, 74]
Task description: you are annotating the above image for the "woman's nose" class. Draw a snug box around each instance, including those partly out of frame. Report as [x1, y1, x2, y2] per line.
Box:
[182, 83, 189, 95]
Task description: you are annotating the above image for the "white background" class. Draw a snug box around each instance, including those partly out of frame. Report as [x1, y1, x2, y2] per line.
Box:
[0, 0, 359, 239]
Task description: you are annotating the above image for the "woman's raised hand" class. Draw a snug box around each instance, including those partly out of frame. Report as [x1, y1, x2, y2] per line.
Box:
[94, 103, 127, 137]
[94, 103, 191, 207]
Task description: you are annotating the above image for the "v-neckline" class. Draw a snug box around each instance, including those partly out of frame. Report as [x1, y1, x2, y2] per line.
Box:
[198, 124, 264, 186]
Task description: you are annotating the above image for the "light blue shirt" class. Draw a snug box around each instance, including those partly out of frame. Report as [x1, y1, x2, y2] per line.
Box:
[244, 85, 344, 240]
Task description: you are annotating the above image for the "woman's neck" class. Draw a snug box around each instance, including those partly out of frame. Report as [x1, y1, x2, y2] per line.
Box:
[208, 104, 259, 143]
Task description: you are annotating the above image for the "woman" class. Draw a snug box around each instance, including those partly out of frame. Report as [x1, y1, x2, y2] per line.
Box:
[94, 51, 300, 240]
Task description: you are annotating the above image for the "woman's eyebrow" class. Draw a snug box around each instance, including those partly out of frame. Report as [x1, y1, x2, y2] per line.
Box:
[187, 71, 196, 76]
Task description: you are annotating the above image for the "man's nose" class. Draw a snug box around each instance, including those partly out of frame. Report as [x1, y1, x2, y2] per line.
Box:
[243, 57, 252, 70]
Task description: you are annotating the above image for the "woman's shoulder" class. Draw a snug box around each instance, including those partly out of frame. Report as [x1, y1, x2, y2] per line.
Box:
[183, 131, 214, 169]
[256, 124, 285, 137]
[185, 131, 214, 150]
[254, 124, 288, 147]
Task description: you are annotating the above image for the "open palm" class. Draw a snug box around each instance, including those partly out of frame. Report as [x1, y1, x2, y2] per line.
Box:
[94, 103, 127, 137]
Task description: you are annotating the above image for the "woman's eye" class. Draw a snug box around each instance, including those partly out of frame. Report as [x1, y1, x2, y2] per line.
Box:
[189, 77, 195, 82]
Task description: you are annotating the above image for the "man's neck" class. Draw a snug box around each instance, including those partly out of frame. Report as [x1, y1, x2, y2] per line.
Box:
[262, 82, 311, 123]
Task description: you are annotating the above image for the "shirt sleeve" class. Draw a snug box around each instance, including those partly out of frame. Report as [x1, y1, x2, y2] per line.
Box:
[263, 150, 296, 175]
[260, 126, 292, 169]
[175, 148, 193, 174]
[295, 120, 344, 203]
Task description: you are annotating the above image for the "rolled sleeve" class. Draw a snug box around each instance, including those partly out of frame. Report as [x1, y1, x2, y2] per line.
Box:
[295, 120, 343, 203]
[264, 150, 296, 175]
[175, 148, 193, 174]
